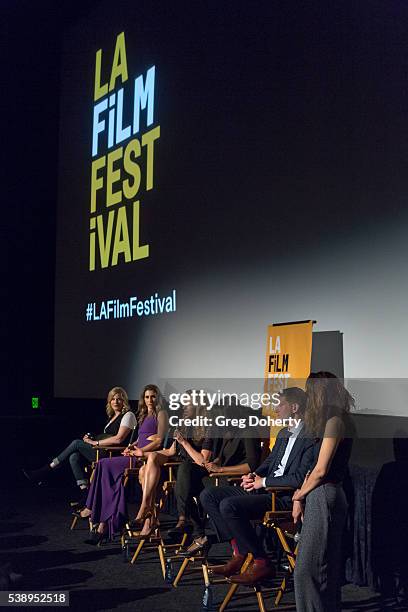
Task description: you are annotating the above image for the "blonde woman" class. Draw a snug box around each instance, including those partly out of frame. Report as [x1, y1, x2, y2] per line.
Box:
[23, 386, 136, 497]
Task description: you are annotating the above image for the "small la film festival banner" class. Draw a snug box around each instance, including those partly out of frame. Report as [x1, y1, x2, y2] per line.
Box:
[263, 320, 313, 445]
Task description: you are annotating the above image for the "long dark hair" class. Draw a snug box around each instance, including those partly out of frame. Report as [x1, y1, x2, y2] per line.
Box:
[137, 384, 164, 424]
[305, 372, 354, 436]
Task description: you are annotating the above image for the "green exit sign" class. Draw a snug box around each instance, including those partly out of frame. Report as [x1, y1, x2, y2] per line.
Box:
[32, 397, 40, 409]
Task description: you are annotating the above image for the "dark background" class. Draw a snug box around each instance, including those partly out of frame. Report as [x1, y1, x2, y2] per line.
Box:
[2, 1, 408, 481]
[2, 9, 407, 607]
[5, 0, 408, 410]
[3, 0, 102, 415]
[2, 0, 106, 488]
[53, 0, 408, 399]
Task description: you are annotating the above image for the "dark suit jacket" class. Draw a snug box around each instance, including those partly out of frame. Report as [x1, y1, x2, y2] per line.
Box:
[255, 426, 316, 489]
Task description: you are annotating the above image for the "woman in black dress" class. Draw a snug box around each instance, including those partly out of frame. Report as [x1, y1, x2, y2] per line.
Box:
[292, 372, 355, 612]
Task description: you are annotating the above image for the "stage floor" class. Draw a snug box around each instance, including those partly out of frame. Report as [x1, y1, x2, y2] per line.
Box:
[0, 486, 391, 611]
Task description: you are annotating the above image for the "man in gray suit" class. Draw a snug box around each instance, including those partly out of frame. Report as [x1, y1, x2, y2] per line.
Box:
[199, 386, 316, 585]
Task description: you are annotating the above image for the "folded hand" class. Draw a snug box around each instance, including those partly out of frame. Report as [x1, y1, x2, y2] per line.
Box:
[241, 474, 262, 491]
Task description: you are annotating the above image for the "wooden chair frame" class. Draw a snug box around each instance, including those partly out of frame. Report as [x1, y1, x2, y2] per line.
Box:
[69, 445, 127, 530]
[218, 486, 296, 611]
[90, 445, 127, 481]
[122, 460, 185, 567]
[169, 471, 244, 588]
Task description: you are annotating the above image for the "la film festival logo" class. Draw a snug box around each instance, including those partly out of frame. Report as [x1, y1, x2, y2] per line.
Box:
[89, 32, 160, 271]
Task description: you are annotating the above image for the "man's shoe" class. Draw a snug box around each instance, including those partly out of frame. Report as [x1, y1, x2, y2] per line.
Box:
[228, 561, 275, 585]
[209, 553, 246, 577]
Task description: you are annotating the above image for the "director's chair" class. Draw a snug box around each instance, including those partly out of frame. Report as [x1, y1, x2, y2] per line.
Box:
[169, 471, 243, 588]
[123, 461, 185, 570]
[69, 445, 127, 530]
[218, 486, 297, 611]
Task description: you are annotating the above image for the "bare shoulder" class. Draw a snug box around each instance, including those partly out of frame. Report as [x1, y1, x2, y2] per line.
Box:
[157, 409, 168, 423]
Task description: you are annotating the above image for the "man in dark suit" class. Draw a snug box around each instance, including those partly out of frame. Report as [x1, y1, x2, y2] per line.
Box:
[199, 386, 316, 584]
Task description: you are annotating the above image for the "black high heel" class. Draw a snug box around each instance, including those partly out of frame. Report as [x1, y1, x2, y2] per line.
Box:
[134, 516, 159, 539]
[127, 509, 153, 531]
[22, 466, 52, 486]
[84, 530, 107, 546]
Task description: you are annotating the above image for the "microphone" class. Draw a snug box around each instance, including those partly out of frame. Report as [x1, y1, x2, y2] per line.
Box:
[127, 426, 137, 447]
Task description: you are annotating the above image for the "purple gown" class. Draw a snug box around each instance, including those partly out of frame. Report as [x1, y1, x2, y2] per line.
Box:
[86, 415, 158, 538]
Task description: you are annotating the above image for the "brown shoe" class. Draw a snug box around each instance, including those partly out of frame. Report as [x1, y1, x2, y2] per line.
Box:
[210, 553, 246, 577]
[228, 561, 275, 585]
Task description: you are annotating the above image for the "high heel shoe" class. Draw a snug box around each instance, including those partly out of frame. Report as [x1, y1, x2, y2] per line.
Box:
[127, 509, 153, 530]
[22, 466, 52, 486]
[84, 529, 108, 546]
[135, 516, 159, 539]
[184, 535, 209, 556]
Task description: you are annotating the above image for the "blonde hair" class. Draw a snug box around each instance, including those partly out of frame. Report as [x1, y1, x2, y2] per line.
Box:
[137, 384, 164, 424]
[106, 386, 131, 418]
[305, 372, 354, 436]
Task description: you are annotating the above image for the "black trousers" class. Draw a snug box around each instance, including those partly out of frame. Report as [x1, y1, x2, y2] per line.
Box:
[174, 461, 212, 535]
[200, 485, 289, 558]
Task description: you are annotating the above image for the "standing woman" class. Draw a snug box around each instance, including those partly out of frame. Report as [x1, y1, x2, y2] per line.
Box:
[292, 372, 355, 612]
[78, 384, 167, 542]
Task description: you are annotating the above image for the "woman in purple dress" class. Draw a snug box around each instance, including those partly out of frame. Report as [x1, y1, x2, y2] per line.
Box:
[76, 384, 167, 543]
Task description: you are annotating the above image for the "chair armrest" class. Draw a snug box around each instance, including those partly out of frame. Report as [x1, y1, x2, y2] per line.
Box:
[265, 486, 295, 492]
[263, 509, 294, 526]
[163, 461, 182, 481]
[95, 446, 127, 461]
[123, 456, 146, 472]
[209, 472, 243, 487]
[265, 486, 295, 512]
[209, 471, 242, 478]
